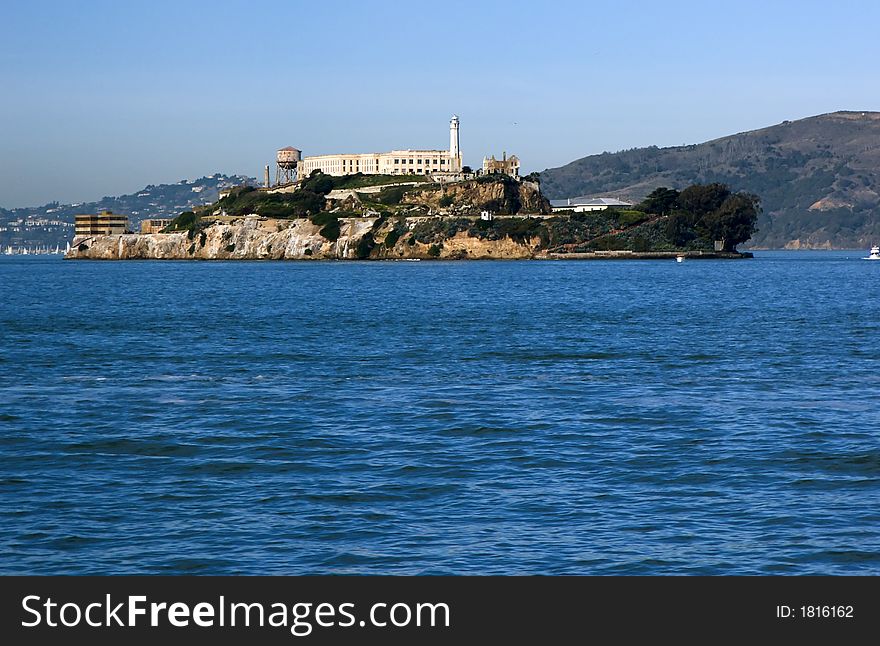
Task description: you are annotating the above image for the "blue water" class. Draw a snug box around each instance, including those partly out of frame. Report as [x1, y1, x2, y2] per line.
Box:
[1, 252, 879, 574]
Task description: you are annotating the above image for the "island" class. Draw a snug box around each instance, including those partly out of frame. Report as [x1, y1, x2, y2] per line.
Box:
[65, 173, 758, 261]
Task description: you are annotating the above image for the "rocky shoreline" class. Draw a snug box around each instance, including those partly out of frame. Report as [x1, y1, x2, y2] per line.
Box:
[65, 216, 751, 261]
[65, 216, 540, 261]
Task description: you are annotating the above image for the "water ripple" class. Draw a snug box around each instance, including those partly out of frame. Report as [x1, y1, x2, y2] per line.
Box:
[1, 253, 879, 574]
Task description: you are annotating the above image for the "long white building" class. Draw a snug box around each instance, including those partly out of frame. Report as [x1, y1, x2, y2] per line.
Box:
[298, 116, 463, 178]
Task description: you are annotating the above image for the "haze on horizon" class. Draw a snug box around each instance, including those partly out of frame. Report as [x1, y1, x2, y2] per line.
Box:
[1, 0, 878, 209]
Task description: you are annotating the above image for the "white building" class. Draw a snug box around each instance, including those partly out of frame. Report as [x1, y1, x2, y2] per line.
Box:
[298, 116, 463, 178]
[549, 197, 633, 213]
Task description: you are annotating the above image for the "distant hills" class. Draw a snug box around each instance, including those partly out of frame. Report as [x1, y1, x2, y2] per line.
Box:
[0, 174, 255, 249]
[7, 112, 880, 250]
[540, 111, 880, 248]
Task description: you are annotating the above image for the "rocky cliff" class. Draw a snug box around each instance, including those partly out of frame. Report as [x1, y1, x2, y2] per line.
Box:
[65, 210, 752, 261]
[402, 178, 550, 215]
[66, 174, 557, 261]
[65, 215, 541, 261]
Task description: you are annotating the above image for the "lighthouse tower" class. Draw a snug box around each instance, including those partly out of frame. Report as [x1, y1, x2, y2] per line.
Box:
[449, 114, 462, 172]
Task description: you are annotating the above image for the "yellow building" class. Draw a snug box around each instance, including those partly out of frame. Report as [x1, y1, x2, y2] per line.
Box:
[482, 152, 520, 176]
[74, 210, 129, 236]
[140, 218, 173, 234]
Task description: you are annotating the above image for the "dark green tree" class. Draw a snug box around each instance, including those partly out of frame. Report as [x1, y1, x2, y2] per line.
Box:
[301, 171, 334, 195]
[639, 187, 680, 215]
[678, 183, 731, 216]
[702, 193, 761, 250]
[665, 211, 696, 246]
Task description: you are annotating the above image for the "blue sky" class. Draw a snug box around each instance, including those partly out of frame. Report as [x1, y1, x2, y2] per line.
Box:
[1, 0, 878, 207]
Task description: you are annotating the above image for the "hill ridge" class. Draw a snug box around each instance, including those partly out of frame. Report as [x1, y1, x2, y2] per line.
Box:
[541, 111, 880, 248]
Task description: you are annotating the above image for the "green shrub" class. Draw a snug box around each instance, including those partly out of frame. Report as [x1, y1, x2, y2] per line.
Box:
[225, 243, 236, 253]
[217, 186, 255, 204]
[165, 211, 200, 234]
[631, 234, 650, 252]
[411, 218, 470, 244]
[492, 217, 549, 245]
[374, 186, 407, 205]
[355, 232, 376, 259]
[617, 210, 650, 228]
[310, 212, 337, 226]
[384, 229, 401, 247]
[320, 222, 340, 241]
[588, 235, 628, 251]
[439, 194, 454, 207]
[311, 212, 341, 241]
[332, 173, 427, 190]
[218, 189, 326, 218]
[300, 171, 335, 195]
[427, 244, 441, 257]
[481, 198, 504, 212]
[474, 174, 509, 184]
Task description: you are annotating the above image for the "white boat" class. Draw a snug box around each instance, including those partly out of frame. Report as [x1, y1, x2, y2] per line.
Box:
[675, 255, 684, 263]
[864, 245, 880, 260]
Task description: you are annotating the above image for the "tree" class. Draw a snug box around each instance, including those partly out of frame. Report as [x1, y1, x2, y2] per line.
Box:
[665, 211, 696, 247]
[701, 193, 761, 250]
[678, 183, 731, 216]
[639, 187, 679, 215]
[301, 170, 334, 195]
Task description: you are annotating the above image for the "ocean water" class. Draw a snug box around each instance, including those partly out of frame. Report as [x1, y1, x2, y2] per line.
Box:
[1, 252, 878, 575]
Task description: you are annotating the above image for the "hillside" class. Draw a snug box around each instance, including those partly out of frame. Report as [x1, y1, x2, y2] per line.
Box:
[540, 111, 880, 248]
[0, 174, 255, 249]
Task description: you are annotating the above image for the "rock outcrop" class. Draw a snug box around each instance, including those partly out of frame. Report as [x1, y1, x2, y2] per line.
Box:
[65, 215, 540, 260]
[401, 178, 550, 215]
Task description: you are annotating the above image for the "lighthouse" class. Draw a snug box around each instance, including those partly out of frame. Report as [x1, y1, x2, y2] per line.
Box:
[449, 114, 461, 171]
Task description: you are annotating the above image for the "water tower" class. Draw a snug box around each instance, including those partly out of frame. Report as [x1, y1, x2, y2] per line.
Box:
[275, 146, 301, 185]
